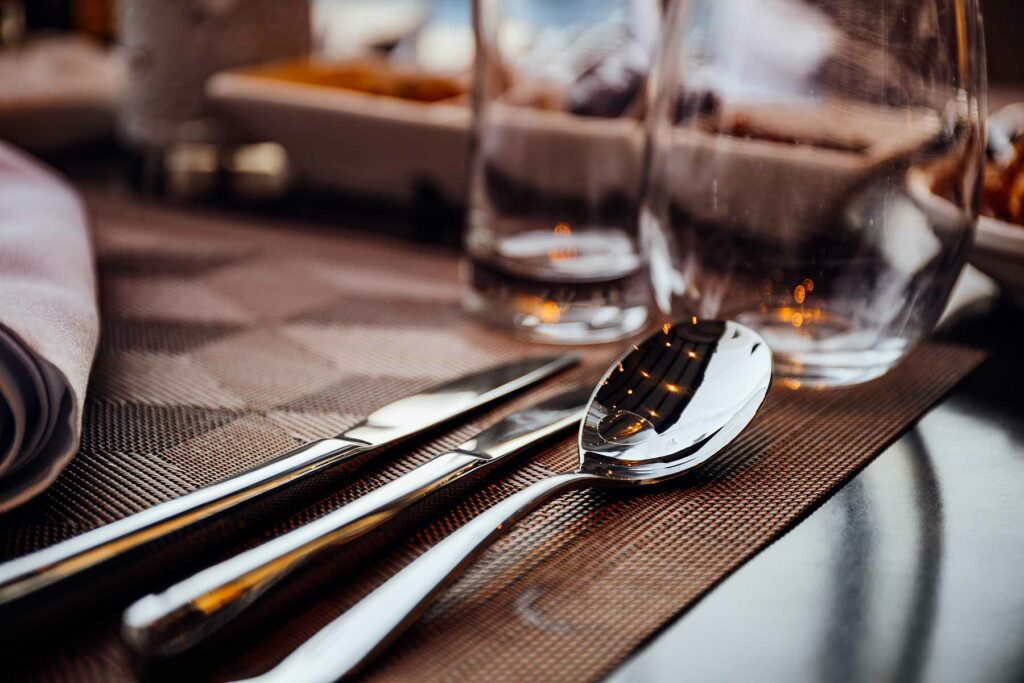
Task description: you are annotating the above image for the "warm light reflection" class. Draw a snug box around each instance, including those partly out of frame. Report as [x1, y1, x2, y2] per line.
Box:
[647, 408, 659, 417]
[777, 306, 819, 329]
[662, 323, 672, 335]
[640, 370, 650, 379]
[627, 389, 634, 395]
[687, 350, 698, 359]
[548, 222, 577, 262]
[618, 420, 647, 438]
[782, 378, 803, 390]
[539, 301, 561, 324]
[665, 342, 672, 348]
[793, 285, 806, 305]
[691, 316, 698, 325]
[802, 278, 815, 292]
[665, 383, 682, 394]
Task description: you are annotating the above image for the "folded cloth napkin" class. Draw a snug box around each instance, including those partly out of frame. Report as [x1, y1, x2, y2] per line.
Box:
[0, 142, 99, 512]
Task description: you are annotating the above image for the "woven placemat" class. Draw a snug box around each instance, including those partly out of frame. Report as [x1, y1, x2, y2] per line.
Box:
[2, 193, 984, 682]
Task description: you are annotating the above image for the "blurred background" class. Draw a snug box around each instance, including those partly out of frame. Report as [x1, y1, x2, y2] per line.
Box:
[1, 0, 1021, 247]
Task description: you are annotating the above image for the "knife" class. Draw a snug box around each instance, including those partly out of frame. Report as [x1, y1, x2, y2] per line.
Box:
[0, 355, 577, 614]
[122, 385, 591, 659]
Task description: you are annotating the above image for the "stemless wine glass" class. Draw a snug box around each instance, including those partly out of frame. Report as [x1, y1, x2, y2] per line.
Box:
[643, 0, 986, 386]
[463, 0, 660, 344]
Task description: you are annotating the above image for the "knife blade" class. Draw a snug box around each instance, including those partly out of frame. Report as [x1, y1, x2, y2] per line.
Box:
[122, 385, 591, 659]
[0, 355, 577, 612]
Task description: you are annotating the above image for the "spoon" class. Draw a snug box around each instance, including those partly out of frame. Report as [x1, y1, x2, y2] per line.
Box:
[236, 319, 772, 683]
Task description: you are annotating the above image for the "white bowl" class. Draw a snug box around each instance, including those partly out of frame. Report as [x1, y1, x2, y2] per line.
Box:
[970, 103, 1024, 306]
[973, 213, 1024, 306]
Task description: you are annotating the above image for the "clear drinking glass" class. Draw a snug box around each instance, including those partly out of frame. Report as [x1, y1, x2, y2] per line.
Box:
[463, 0, 660, 344]
[643, 0, 986, 386]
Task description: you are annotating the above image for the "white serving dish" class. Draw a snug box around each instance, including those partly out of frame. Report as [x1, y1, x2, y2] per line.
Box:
[206, 65, 942, 224]
[207, 67, 471, 203]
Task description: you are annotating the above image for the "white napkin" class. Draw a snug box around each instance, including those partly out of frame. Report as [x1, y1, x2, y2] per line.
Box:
[0, 142, 99, 512]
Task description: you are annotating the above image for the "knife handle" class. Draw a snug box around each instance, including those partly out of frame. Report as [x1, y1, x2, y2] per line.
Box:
[0, 438, 370, 610]
[122, 450, 491, 659]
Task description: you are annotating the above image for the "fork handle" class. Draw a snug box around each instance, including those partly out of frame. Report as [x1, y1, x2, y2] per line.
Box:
[122, 450, 492, 658]
[237, 471, 599, 683]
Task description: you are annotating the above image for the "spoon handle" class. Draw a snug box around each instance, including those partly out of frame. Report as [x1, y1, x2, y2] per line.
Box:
[236, 471, 599, 683]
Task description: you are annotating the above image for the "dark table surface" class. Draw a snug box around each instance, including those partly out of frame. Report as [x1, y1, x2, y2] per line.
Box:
[48, 146, 1024, 683]
[613, 301, 1024, 683]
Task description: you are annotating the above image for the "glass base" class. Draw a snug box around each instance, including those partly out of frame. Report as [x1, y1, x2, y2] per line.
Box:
[463, 288, 649, 345]
[736, 312, 910, 388]
[462, 253, 650, 345]
[771, 354, 899, 389]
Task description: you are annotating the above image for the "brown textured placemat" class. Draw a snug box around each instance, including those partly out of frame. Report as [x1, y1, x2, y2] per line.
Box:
[2, 192, 984, 682]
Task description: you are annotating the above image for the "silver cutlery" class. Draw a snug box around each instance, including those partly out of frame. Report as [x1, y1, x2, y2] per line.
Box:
[0, 355, 576, 610]
[236, 319, 772, 683]
[121, 385, 593, 658]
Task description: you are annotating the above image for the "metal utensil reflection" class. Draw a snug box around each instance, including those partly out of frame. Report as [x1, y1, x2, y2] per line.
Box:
[0, 355, 577, 614]
[122, 386, 593, 659]
[239, 319, 772, 683]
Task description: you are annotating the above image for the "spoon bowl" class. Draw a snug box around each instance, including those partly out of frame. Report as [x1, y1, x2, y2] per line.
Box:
[581, 318, 772, 482]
